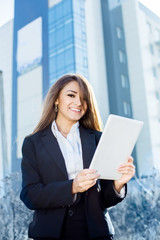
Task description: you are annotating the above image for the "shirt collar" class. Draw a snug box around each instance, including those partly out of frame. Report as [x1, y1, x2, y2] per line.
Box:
[51, 120, 79, 138]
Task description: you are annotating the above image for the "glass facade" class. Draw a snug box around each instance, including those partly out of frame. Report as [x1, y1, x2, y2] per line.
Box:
[12, 0, 89, 170]
[121, 74, 128, 88]
[9, 0, 160, 178]
[123, 101, 131, 116]
[48, 0, 88, 86]
[118, 50, 126, 63]
[116, 26, 123, 39]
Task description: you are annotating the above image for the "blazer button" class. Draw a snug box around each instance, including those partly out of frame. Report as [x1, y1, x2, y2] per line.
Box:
[68, 209, 74, 216]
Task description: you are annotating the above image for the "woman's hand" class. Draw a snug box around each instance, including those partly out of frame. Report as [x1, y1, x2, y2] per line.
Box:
[72, 169, 100, 194]
[114, 156, 135, 193]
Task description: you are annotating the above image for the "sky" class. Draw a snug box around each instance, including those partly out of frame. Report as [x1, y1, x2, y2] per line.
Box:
[0, 0, 160, 28]
[0, 0, 14, 27]
[139, 0, 160, 17]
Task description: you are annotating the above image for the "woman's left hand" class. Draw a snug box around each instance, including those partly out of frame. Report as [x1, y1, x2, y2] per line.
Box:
[114, 156, 135, 193]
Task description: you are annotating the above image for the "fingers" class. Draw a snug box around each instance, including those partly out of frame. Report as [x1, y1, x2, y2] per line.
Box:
[127, 156, 134, 163]
[75, 178, 97, 191]
[72, 178, 96, 194]
[78, 168, 97, 176]
[118, 156, 134, 169]
[77, 169, 100, 183]
[118, 163, 135, 173]
[118, 156, 135, 176]
[118, 166, 135, 176]
[72, 169, 100, 194]
[114, 156, 135, 188]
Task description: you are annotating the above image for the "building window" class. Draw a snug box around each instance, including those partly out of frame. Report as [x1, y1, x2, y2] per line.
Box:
[121, 74, 128, 88]
[82, 32, 86, 41]
[146, 22, 152, 33]
[119, 50, 126, 63]
[83, 57, 88, 67]
[48, 0, 62, 8]
[116, 26, 123, 39]
[149, 44, 154, 55]
[152, 67, 157, 78]
[80, 8, 85, 17]
[155, 29, 160, 42]
[123, 101, 131, 116]
[155, 91, 160, 101]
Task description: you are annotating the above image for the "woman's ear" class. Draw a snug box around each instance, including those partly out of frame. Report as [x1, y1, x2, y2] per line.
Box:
[55, 99, 59, 105]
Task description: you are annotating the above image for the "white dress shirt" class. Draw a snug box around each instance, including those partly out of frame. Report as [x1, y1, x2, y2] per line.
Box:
[51, 121, 83, 180]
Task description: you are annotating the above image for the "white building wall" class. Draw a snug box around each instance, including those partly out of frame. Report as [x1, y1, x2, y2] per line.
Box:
[17, 66, 43, 158]
[16, 17, 43, 159]
[85, 0, 110, 125]
[0, 20, 13, 178]
[138, 3, 160, 170]
[122, 0, 160, 175]
[142, 12, 160, 169]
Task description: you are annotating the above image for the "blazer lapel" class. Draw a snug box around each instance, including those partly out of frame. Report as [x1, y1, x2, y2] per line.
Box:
[40, 125, 97, 179]
[79, 125, 97, 169]
[40, 126, 68, 179]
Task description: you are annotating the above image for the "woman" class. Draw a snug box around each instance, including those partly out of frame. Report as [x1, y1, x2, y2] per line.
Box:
[20, 74, 135, 240]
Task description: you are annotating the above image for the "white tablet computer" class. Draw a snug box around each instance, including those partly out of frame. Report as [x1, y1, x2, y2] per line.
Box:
[89, 114, 143, 180]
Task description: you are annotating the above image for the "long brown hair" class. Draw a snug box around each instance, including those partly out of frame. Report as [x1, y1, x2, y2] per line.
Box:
[33, 74, 103, 134]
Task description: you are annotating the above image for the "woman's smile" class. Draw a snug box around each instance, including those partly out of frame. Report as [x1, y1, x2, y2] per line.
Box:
[55, 81, 87, 126]
[69, 107, 81, 113]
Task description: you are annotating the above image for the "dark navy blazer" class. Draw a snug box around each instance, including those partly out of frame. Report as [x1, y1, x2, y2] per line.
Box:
[20, 124, 126, 239]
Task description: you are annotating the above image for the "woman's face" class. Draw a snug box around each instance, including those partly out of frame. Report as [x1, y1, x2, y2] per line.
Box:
[55, 81, 87, 125]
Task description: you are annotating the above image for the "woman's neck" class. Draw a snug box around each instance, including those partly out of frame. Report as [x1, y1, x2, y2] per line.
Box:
[55, 119, 77, 138]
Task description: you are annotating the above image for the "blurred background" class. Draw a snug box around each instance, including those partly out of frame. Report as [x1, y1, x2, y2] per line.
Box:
[0, 0, 160, 239]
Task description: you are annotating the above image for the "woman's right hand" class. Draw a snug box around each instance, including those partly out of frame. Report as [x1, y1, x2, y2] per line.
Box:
[72, 169, 100, 194]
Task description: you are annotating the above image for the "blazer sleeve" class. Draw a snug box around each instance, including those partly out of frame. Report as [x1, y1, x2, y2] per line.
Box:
[99, 179, 127, 208]
[20, 137, 75, 210]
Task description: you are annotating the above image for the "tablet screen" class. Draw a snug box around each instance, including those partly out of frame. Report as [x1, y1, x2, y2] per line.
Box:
[89, 114, 143, 180]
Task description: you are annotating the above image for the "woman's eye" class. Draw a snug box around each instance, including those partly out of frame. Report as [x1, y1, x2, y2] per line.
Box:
[68, 94, 75, 98]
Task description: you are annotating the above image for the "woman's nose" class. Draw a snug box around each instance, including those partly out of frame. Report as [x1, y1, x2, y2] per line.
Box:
[74, 96, 81, 106]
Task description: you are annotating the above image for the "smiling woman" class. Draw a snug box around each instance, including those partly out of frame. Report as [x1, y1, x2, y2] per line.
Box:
[20, 73, 135, 240]
[54, 81, 88, 136]
[33, 74, 102, 134]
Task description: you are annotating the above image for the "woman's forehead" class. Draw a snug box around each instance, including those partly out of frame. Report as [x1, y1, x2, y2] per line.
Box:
[58, 80, 87, 100]
[62, 81, 80, 92]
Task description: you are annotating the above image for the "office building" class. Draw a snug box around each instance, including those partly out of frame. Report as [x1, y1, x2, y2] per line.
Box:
[12, 0, 109, 172]
[101, 0, 160, 175]
[0, 0, 157, 176]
